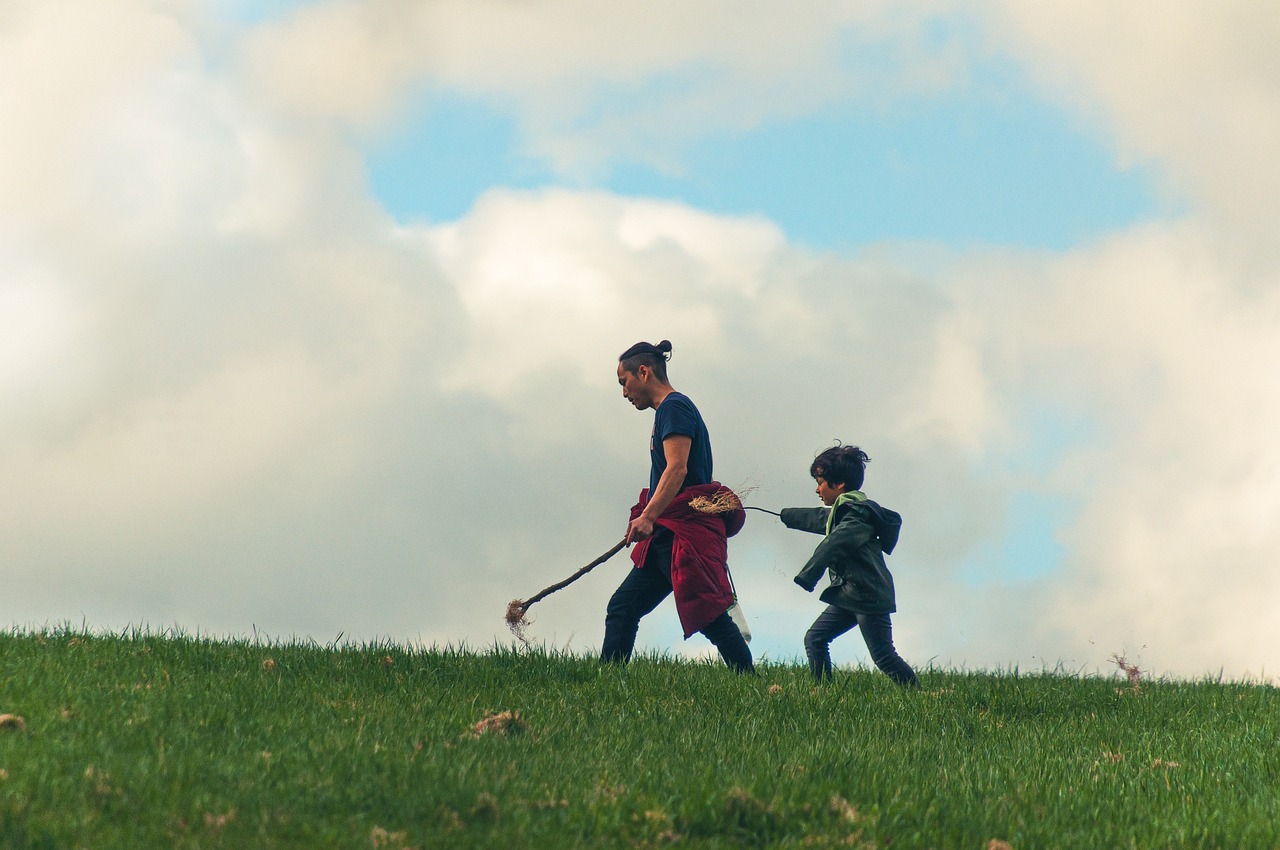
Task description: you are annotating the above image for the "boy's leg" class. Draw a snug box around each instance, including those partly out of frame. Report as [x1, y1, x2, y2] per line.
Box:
[600, 531, 674, 663]
[804, 605, 859, 682]
[855, 612, 920, 687]
[700, 611, 755, 674]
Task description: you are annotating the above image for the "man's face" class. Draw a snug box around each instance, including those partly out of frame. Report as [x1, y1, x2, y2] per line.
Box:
[617, 364, 652, 410]
[814, 475, 846, 506]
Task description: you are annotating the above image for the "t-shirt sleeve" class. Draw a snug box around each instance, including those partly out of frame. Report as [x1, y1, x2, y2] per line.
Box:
[656, 396, 698, 442]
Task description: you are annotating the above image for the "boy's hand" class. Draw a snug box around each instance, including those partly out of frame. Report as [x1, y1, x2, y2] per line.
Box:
[794, 575, 817, 592]
[626, 514, 655, 545]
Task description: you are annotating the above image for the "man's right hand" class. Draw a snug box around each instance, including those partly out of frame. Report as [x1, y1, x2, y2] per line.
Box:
[626, 514, 655, 546]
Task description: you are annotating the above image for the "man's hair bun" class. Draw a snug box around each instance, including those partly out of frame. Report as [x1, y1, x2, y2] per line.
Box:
[619, 339, 674, 380]
[620, 340, 672, 362]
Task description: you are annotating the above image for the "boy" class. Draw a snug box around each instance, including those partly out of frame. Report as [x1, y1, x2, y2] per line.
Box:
[781, 444, 919, 686]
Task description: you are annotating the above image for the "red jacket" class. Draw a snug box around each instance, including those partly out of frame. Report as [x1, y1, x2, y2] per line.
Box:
[629, 482, 746, 638]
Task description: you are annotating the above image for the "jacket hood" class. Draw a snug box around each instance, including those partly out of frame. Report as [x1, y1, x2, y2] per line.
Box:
[830, 495, 901, 554]
[862, 500, 902, 554]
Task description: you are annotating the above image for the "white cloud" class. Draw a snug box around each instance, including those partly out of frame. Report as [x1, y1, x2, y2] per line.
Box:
[4, 0, 1280, 682]
[983, 0, 1280, 261]
[0, 273, 86, 400]
[239, 0, 963, 175]
[427, 188, 786, 398]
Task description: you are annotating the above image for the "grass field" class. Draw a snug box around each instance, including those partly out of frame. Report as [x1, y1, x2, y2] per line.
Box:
[1, 629, 1278, 848]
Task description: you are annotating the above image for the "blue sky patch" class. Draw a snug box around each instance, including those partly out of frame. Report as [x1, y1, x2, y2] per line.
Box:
[364, 94, 539, 225]
[218, 0, 315, 25]
[958, 490, 1075, 585]
[363, 54, 1171, 251]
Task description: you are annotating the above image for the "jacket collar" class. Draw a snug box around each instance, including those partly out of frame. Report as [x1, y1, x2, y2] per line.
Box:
[825, 490, 867, 534]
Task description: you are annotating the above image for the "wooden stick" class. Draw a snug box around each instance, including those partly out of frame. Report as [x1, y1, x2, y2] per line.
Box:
[515, 537, 628, 612]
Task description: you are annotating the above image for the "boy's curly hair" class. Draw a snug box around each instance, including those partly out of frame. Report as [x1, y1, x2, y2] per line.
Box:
[810, 444, 870, 490]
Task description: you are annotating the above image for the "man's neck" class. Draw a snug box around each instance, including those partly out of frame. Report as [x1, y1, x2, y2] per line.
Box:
[650, 384, 676, 408]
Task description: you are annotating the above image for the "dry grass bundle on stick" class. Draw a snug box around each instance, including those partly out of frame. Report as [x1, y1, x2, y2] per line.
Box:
[689, 484, 778, 517]
[505, 539, 628, 645]
[688, 488, 743, 514]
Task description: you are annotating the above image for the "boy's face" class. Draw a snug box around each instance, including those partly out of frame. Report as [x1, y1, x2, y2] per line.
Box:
[814, 475, 846, 506]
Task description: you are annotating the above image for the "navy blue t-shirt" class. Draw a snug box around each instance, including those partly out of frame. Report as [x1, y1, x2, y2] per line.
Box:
[650, 391, 713, 495]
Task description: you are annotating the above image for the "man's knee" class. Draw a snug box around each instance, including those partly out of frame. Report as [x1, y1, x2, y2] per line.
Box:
[604, 587, 638, 623]
[603, 602, 625, 624]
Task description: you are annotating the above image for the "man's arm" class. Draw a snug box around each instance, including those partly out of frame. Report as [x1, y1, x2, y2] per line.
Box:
[626, 434, 692, 545]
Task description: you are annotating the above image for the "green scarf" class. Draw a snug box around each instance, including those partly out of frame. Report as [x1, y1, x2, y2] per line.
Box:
[825, 490, 867, 535]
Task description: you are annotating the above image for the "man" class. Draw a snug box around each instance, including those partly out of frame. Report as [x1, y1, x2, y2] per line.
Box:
[600, 340, 754, 673]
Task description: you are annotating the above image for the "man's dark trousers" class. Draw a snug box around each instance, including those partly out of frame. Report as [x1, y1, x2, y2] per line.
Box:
[601, 528, 754, 673]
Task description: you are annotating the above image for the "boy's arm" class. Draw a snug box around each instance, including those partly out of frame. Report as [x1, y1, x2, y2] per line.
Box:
[793, 511, 877, 592]
[779, 507, 829, 535]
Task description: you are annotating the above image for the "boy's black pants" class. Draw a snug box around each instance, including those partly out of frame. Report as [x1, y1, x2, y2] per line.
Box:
[600, 529, 754, 674]
[805, 604, 918, 686]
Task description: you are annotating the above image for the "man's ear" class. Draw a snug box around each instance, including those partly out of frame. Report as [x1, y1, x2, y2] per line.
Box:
[636, 364, 651, 382]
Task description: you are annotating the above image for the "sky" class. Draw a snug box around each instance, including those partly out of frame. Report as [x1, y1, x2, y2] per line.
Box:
[3, 0, 1280, 680]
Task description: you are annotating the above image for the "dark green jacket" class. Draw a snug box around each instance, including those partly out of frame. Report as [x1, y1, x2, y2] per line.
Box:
[782, 496, 902, 614]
